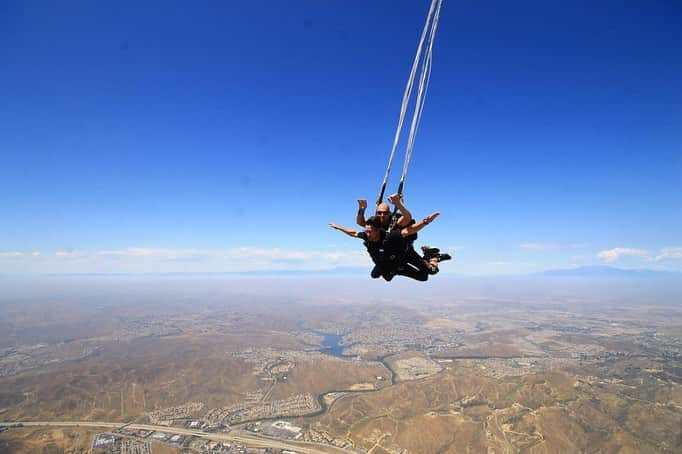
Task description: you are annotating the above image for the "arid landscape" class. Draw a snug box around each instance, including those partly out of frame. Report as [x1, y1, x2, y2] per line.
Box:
[4, 0, 681, 452]
[1, 276, 681, 453]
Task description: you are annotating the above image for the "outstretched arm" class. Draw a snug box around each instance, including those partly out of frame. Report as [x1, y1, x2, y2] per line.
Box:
[356, 199, 368, 227]
[400, 212, 440, 237]
[388, 193, 412, 227]
[329, 223, 361, 238]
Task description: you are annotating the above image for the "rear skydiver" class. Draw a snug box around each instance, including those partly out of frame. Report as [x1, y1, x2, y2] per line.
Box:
[356, 194, 410, 235]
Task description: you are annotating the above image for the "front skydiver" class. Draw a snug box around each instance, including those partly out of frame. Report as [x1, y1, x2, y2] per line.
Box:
[329, 209, 445, 282]
[356, 193, 451, 277]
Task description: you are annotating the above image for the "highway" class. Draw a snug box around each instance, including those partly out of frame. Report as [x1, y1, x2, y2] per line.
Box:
[0, 420, 350, 454]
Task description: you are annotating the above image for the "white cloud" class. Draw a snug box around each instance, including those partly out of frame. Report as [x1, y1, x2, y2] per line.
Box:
[1, 247, 370, 273]
[98, 247, 366, 265]
[98, 248, 201, 260]
[656, 247, 682, 261]
[597, 247, 650, 263]
[55, 250, 90, 259]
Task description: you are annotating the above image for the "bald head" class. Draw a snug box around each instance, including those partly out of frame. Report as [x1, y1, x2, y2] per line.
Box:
[376, 203, 391, 227]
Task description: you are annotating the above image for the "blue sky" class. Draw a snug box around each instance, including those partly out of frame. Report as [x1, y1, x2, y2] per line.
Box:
[1, 0, 681, 275]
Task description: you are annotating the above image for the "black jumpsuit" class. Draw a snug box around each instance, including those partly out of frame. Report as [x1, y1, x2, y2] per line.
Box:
[358, 230, 433, 282]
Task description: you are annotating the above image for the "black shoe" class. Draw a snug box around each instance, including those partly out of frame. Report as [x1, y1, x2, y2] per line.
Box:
[437, 253, 452, 262]
[421, 246, 440, 260]
[370, 265, 382, 279]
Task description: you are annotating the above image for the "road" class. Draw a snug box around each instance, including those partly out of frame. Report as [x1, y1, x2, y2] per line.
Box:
[0, 420, 350, 454]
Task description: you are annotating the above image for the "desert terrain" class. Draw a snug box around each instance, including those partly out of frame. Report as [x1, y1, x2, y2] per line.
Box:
[0, 276, 680, 453]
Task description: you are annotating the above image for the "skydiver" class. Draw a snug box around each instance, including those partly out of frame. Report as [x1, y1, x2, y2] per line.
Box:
[329, 212, 444, 282]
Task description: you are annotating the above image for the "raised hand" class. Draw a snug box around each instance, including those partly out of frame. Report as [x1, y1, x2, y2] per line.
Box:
[387, 193, 403, 205]
[424, 212, 440, 224]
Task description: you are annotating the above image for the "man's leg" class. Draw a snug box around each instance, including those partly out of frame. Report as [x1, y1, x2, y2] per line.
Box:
[371, 265, 396, 281]
[382, 271, 396, 282]
[396, 262, 429, 281]
[422, 245, 452, 264]
[404, 247, 438, 276]
[380, 267, 396, 281]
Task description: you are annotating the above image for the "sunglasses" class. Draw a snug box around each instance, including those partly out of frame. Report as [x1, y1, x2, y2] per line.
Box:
[376, 211, 390, 215]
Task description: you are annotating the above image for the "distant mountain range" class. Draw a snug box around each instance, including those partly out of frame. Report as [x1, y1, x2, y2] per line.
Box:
[540, 265, 680, 278]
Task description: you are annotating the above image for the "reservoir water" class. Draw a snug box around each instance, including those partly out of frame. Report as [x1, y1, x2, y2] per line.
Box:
[298, 322, 355, 359]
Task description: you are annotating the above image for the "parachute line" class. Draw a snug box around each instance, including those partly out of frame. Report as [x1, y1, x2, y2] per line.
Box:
[399, 0, 442, 193]
[377, 0, 443, 203]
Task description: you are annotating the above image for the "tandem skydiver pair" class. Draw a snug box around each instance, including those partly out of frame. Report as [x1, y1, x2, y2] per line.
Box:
[329, 194, 450, 282]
